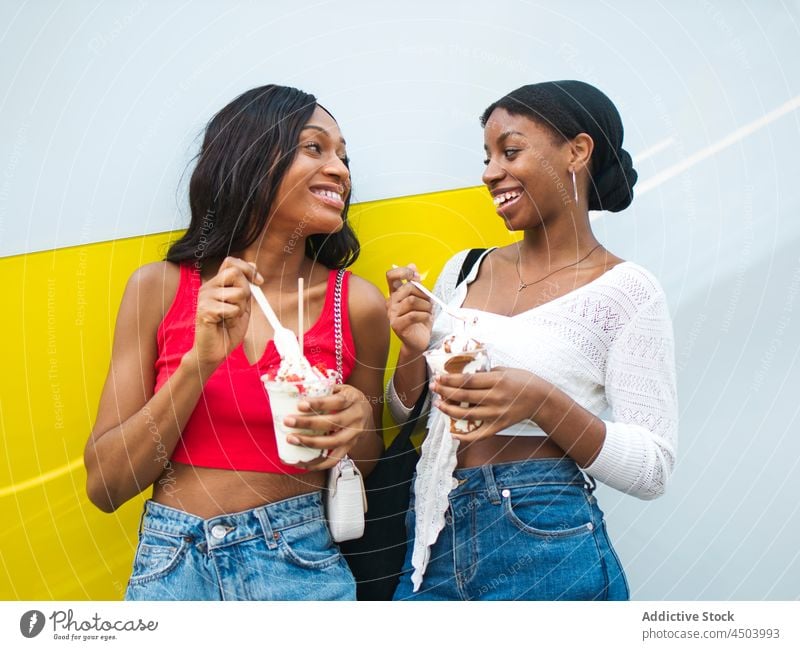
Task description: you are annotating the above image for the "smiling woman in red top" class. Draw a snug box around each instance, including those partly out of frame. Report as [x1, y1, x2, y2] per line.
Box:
[84, 85, 389, 600]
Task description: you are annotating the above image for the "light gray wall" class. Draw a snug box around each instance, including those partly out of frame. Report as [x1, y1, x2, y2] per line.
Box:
[2, 0, 799, 599]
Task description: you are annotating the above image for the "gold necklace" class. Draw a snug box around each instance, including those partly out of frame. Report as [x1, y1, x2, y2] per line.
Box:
[515, 244, 602, 292]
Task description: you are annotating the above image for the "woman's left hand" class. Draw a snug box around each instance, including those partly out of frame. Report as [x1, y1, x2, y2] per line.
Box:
[431, 367, 548, 442]
[282, 384, 373, 471]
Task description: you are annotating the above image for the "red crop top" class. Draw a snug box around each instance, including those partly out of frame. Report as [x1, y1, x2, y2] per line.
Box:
[154, 265, 356, 473]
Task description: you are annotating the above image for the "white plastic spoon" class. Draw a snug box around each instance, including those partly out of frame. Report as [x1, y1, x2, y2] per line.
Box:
[391, 264, 469, 322]
[249, 283, 302, 359]
[408, 280, 471, 324]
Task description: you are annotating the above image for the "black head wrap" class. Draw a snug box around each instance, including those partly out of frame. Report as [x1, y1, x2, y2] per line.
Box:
[481, 80, 637, 212]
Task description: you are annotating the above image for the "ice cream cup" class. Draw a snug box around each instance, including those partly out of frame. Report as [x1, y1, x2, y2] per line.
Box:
[424, 345, 490, 434]
[262, 374, 336, 464]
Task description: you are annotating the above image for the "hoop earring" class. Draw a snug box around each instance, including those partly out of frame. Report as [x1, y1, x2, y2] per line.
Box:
[571, 169, 579, 205]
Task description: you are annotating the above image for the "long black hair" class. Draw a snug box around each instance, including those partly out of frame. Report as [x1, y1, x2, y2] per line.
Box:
[481, 80, 637, 212]
[166, 84, 359, 269]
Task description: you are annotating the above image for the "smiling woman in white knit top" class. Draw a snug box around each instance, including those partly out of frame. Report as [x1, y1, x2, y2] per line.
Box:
[386, 80, 678, 601]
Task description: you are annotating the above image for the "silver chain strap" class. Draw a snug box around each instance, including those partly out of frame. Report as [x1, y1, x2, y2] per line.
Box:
[334, 269, 345, 384]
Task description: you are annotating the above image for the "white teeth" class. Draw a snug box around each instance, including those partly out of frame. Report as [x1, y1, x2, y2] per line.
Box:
[313, 189, 342, 201]
[493, 190, 521, 206]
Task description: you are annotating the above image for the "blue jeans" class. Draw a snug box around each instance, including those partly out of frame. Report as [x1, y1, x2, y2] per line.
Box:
[124, 492, 355, 600]
[393, 458, 629, 600]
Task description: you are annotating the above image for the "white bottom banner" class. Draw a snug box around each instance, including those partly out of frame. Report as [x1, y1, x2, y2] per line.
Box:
[1, 601, 797, 649]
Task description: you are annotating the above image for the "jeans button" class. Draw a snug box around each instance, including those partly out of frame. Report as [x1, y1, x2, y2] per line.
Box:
[501, 489, 510, 498]
[211, 524, 228, 539]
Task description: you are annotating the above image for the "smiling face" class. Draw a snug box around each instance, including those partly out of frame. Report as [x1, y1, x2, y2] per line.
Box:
[270, 105, 351, 236]
[482, 108, 573, 230]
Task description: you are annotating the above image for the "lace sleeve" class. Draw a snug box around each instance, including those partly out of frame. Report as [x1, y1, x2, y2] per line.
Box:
[583, 291, 679, 500]
[385, 376, 431, 424]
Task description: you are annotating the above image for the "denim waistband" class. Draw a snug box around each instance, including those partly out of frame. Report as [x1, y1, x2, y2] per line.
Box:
[451, 458, 593, 498]
[138, 491, 325, 550]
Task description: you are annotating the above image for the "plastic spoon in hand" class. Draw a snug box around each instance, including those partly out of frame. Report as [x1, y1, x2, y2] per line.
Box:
[408, 280, 471, 323]
[391, 264, 472, 325]
[249, 282, 302, 359]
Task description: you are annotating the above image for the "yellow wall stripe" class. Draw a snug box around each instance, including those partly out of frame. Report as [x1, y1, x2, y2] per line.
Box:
[0, 456, 84, 499]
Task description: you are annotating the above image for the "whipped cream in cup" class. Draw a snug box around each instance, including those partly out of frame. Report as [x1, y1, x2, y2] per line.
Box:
[261, 358, 337, 465]
[424, 334, 490, 434]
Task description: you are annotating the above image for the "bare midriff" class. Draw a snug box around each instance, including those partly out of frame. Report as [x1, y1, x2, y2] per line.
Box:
[455, 434, 566, 468]
[151, 462, 326, 519]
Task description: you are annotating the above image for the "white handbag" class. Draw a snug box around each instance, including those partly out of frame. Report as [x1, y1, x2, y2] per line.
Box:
[326, 455, 368, 542]
[325, 270, 367, 543]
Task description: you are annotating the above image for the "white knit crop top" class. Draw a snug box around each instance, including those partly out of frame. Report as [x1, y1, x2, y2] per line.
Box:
[386, 247, 679, 501]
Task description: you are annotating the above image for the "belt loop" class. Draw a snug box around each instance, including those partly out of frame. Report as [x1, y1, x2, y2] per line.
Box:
[481, 465, 501, 505]
[254, 506, 278, 550]
[582, 472, 597, 494]
[137, 502, 148, 538]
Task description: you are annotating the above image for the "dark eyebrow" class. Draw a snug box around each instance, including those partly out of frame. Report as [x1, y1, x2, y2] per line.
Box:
[485, 129, 525, 151]
[301, 124, 346, 146]
[483, 131, 525, 151]
[499, 130, 525, 141]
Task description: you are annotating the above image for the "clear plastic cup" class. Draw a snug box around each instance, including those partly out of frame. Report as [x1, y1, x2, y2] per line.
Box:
[424, 345, 490, 434]
[262, 374, 336, 464]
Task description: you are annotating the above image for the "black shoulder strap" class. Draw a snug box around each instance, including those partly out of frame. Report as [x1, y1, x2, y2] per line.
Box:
[388, 382, 429, 451]
[457, 248, 487, 285]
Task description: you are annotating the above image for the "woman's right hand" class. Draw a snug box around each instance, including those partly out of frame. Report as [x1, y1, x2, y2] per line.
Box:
[192, 257, 263, 377]
[386, 264, 433, 355]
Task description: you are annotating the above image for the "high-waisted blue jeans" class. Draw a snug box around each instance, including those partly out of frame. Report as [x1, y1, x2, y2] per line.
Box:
[393, 458, 629, 600]
[124, 491, 355, 600]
